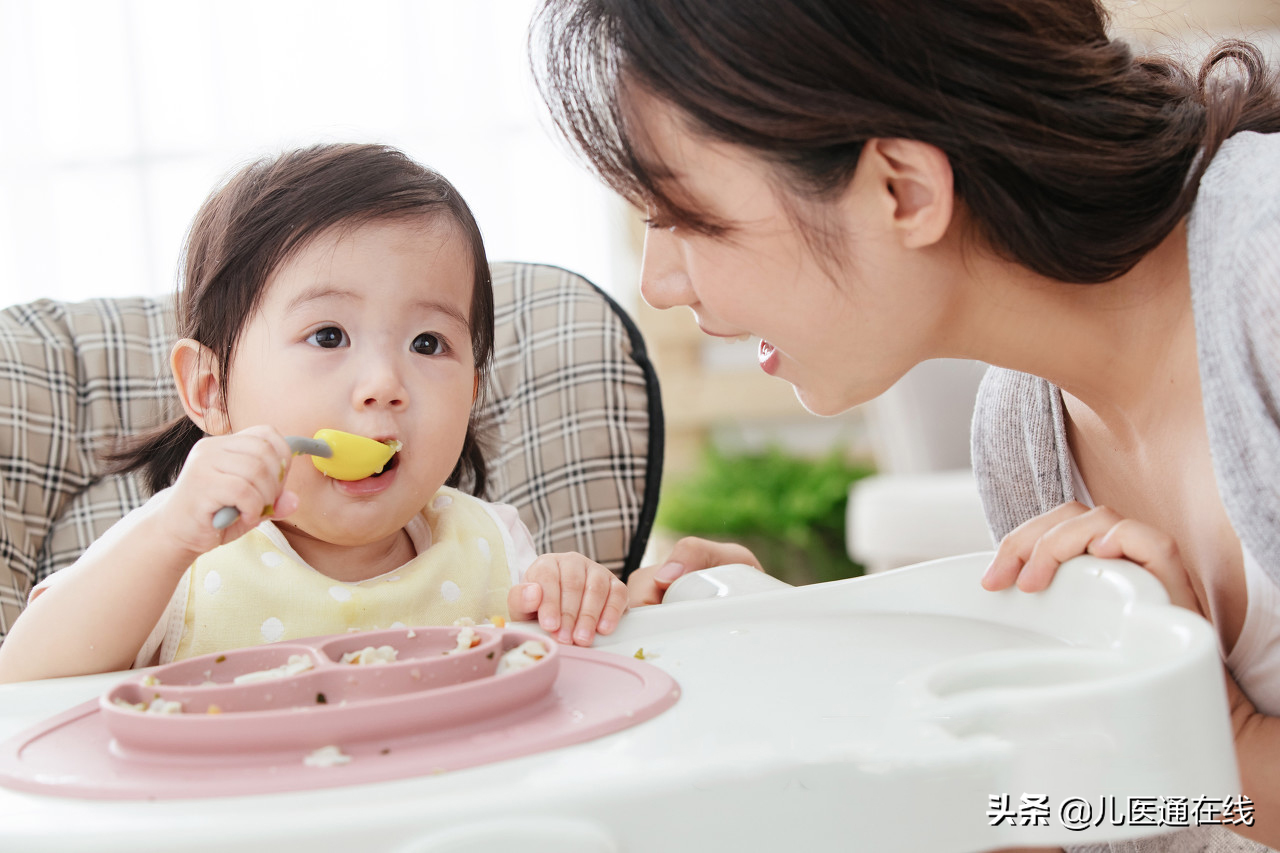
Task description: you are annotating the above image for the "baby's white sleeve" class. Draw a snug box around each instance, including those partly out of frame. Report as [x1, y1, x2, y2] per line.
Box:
[28, 490, 188, 670]
[136, 573, 188, 669]
[487, 502, 538, 581]
[27, 492, 163, 602]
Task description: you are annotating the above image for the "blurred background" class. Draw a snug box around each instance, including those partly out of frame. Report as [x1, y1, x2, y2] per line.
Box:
[0, 0, 632, 308]
[0, 0, 1275, 583]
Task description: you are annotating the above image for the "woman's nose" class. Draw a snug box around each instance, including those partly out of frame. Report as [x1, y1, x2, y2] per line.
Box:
[639, 227, 695, 311]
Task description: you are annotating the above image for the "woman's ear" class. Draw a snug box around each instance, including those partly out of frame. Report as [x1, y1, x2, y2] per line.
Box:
[171, 338, 230, 435]
[864, 138, 955, 250]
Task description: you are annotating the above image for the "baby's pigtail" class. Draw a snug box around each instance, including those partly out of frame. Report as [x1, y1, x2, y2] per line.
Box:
[104, 416, 205, 496]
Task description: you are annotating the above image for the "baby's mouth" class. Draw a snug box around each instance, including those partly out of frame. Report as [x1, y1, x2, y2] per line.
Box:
[369, 451, 400, 478]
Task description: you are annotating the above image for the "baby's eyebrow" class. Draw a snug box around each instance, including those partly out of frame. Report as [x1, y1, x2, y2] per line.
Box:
[283, 285, 356, 314]
[282, 287, 470, 329]
[414, 299, 471, 330]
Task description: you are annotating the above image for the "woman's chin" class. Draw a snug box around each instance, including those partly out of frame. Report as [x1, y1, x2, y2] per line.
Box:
[791, 384, 861, 418]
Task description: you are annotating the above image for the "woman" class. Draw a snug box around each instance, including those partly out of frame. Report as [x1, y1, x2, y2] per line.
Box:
[531, 1, 1280, 850]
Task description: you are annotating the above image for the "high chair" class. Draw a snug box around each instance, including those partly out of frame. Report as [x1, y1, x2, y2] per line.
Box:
[0, 264, 1244, 853]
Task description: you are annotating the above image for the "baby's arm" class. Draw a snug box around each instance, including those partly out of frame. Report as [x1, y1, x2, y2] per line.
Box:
[0, 426, 294, 682]
[507, 553, 628, 646]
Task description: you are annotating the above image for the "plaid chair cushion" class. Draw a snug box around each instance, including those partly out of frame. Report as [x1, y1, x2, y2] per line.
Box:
[0, 262, 663, 641]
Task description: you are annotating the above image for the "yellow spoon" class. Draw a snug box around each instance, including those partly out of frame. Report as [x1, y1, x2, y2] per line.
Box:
[310, 429, 402, 482]
[211, 431, 401, 530]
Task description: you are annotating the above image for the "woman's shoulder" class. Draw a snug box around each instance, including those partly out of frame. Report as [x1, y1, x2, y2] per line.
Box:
[972, 367, 1054, 448]
[1189, 133, 1280, 580]
[1189, 132, 1280, 381]
[1199, 131, 1280, 198]
[971, 367, 1071, 541]
[1190, 132, 1280, 285]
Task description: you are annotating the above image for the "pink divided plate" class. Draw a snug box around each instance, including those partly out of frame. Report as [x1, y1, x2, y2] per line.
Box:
[0, 625, 679, 800]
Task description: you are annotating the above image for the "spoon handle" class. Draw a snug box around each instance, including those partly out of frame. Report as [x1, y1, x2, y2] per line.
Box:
[211, 435, 332, 530]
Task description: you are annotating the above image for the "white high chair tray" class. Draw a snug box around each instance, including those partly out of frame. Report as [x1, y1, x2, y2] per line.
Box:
[0, 554, 1239, 853]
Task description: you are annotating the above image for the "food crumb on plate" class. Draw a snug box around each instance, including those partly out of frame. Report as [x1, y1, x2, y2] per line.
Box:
[340, 645, 398, 665]
[303, 745, 352, 768]
[113, 697, 184, 714]
[233, 654, 315, 684]
[496, 640, 547, 675]
[444, 626, 481, 654]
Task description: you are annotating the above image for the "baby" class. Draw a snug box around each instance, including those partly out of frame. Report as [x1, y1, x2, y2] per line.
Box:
[0, 144, 628, 682]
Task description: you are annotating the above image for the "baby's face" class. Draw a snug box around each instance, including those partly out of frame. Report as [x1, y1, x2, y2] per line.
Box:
[224, 216, 477, 551]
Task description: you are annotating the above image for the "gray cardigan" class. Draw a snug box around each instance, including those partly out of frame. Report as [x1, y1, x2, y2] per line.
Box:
[973, 131, 1280, 585]
[970, 132, 1280, 853]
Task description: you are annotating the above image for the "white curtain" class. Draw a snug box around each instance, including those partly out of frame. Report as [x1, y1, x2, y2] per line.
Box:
[0, 0, 636, 309]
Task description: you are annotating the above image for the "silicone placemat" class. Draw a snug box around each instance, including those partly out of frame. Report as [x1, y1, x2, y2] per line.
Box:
[0, 626, 680, 800]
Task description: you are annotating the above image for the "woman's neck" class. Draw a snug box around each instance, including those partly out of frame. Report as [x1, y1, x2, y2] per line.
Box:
[964, 220, 1195, 443]
[275, 522, 416, 583]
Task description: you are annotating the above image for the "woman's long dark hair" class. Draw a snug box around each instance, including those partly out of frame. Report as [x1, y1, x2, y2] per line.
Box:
[530, 0, 1280, 283]
[111, 143, 494, 496]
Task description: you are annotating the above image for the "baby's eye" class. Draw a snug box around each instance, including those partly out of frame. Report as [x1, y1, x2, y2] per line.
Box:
[307, 326, 347, 349]
[412, 333, 445, 355]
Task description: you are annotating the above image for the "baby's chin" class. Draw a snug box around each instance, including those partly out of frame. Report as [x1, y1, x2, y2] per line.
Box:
[274, 511, 416, 552]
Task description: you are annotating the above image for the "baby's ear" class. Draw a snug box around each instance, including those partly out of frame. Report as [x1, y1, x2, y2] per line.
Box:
[171, 338, 230, 435]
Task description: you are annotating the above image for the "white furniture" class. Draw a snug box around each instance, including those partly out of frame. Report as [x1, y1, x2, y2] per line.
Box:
[848, 470, 993, 574]
[849, 359, 992, 573]
[0, 556, 1239, 852]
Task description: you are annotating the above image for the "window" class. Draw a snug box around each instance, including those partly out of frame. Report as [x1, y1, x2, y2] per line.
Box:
[0, 0, 635, 308]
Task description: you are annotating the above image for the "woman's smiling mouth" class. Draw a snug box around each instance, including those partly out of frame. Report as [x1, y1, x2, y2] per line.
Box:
[758, 340, 779, 375]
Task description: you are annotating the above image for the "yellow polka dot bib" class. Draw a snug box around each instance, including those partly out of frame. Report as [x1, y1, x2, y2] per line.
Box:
[169, 487, 514, 661]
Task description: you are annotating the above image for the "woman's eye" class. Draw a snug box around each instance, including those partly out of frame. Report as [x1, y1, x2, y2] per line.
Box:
[307, 326, 347, 349]
[412, 333, 444, 355]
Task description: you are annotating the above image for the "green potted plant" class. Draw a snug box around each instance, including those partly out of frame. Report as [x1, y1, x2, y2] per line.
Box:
[655, 446, 874, 586]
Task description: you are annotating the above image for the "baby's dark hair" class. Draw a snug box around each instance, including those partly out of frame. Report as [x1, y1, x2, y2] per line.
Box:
[112, 143, 494, 496]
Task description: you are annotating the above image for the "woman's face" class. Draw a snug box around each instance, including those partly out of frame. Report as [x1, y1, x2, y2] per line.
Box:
[633, 93, 961, 416]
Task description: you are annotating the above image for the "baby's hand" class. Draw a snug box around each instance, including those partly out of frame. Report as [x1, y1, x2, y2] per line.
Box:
[160, 425, 298, 558]
[507, 553, 629, 646]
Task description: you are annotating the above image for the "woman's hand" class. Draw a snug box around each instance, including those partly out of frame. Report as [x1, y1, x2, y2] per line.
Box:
[160, 425, 298, 560]
[626, 536, 764, 606]
[980, 502, 1202, 614]
[507, 553, 629, 646]
[981, 504, 1280, 843]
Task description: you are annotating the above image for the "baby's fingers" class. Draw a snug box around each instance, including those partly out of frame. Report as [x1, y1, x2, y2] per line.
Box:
[593, 575, 629, 637]
[522, 557, 564, 634]
[506, 582, 543, 622]
[569, 567, 626, 646]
